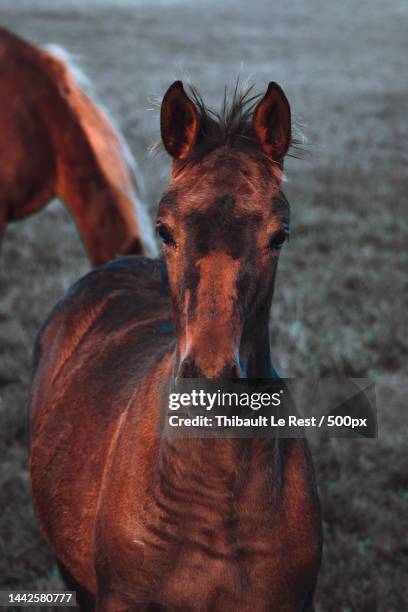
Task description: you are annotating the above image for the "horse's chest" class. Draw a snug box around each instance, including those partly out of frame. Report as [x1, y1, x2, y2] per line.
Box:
[147, 482, 319, 610]
[99, 442, 321, 610]
[155, 504, 319, 611]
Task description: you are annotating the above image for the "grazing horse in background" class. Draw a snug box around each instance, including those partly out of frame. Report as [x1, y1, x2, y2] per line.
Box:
[29, 81, 322, 611]
[0, 27, 155, 264]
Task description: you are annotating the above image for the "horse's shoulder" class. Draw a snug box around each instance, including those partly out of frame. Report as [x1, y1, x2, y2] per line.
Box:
[33, 256, 170, 368]
[65, 255, 169, 308]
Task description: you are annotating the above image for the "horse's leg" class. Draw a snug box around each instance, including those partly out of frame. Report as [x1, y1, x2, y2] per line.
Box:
[56, 559, 96, 612]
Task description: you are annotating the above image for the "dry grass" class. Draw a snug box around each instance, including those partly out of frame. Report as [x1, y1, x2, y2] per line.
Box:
[0, 0, 407, 610]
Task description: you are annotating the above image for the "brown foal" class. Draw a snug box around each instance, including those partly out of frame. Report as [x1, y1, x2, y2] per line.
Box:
[29, 80, 321, 611]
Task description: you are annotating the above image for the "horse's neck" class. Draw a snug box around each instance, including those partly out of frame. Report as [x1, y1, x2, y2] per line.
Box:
[44, 50, 144, 264]
[58, 164, 142, 265]
[245, 328, 276, 378]
[55, 116, 142, 264]
[236, 307, 278, 379]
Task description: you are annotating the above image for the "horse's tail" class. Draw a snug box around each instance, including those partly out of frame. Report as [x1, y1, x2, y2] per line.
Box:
[41, 42, 157, 260]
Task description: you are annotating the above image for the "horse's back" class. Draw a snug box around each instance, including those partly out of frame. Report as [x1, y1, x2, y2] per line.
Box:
[29, 256, 173, 590]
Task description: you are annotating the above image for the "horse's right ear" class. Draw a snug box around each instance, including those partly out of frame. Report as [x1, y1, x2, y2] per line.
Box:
[160, 81, 200, 160]
[253, 82, 291, 164]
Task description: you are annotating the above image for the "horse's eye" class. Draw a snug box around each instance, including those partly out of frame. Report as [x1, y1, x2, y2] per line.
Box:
[156, 223, 176, 248]
[269, 230, 289, 251]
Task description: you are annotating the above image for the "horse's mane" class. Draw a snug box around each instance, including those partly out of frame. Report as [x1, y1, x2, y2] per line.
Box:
[44, 43, 157, 256]
[185, 83, 264, 163]
[44, 44, 143, 182]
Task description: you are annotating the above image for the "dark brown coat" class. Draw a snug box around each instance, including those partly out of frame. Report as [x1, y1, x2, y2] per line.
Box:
[0, 27, 152, 264]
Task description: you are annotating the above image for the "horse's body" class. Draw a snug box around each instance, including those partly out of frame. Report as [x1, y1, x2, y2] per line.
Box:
[0, 27, 155, 264]
[29, 81, 322, 611]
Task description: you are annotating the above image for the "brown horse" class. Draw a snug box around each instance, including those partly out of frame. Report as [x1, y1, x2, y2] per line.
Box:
[29, 81, 322, 611]
[0, 27, 155, 264]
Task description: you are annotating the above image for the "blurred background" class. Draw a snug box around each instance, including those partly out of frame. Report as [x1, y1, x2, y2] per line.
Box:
[0, 0, 407, 610]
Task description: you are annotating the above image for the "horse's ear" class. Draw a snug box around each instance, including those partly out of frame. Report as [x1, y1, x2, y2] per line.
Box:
[160, 81, 200, 160]
[253, 82, 291, 164]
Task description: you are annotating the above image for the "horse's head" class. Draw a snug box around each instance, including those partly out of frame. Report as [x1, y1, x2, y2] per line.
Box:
[157, 81, 291, 379]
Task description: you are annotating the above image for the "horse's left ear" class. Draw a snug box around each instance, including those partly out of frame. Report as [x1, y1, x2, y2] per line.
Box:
[161, 81, 200, 160]
[253, 82, 291, 164]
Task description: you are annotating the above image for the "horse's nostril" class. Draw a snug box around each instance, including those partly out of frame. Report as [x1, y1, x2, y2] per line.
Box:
[178, 357, 242, 379]
[178, 358, 202, 379]
[221, 362, 242, 379]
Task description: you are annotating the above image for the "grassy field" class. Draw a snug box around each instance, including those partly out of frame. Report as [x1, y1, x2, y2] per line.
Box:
[0, 0, 407, 610]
